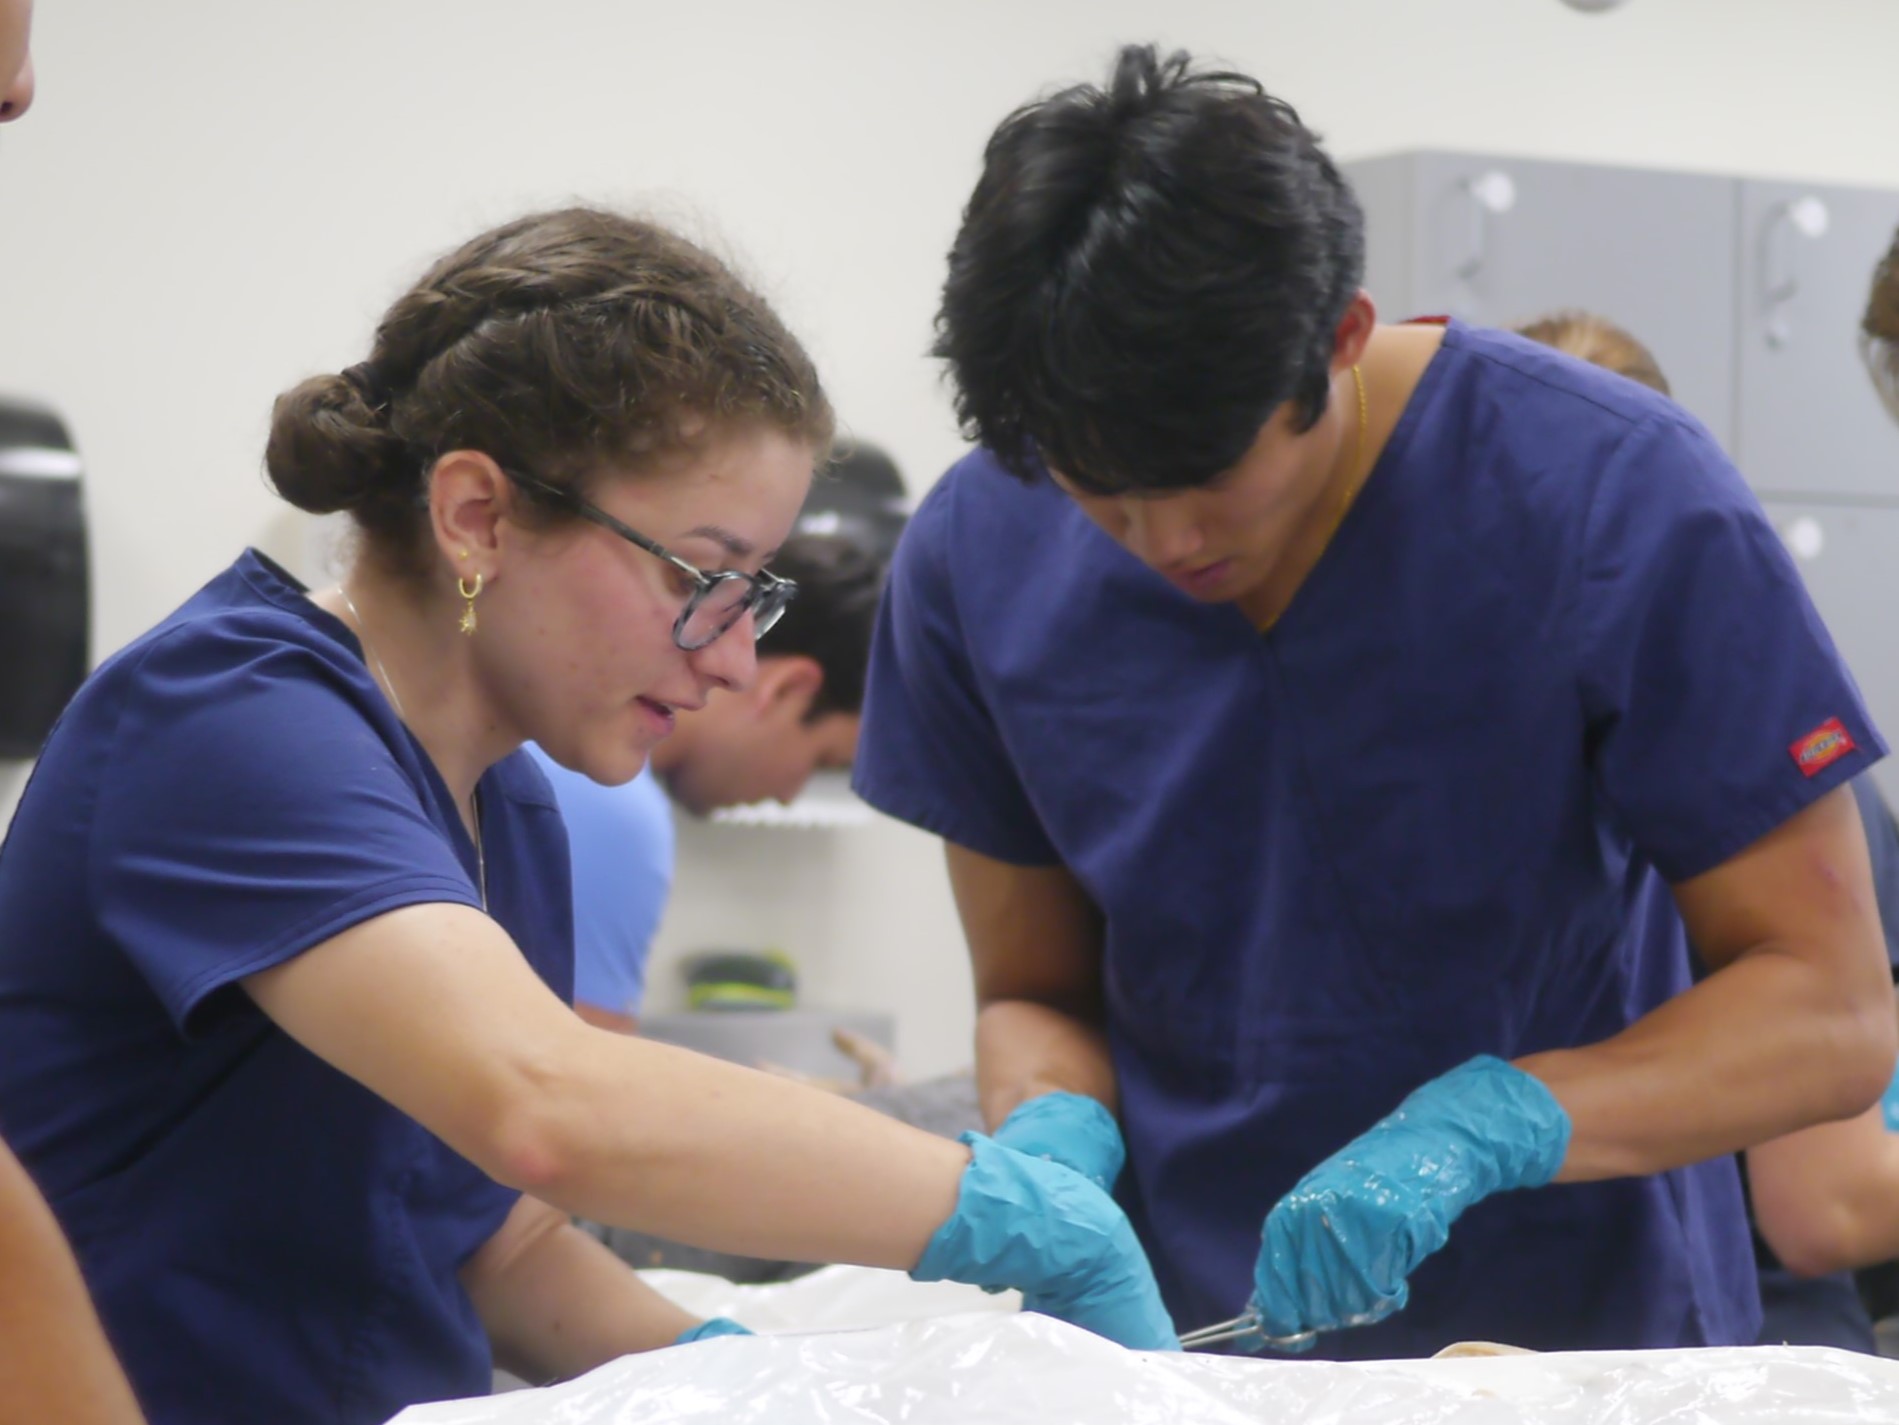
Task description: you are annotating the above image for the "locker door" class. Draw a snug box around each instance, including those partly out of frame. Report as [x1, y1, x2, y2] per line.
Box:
[1764, 500, 1899, 806]
[1400, 153, 1738, 454]
[1344, 153, 1421, 325]
[1737, 181, 1899, 501]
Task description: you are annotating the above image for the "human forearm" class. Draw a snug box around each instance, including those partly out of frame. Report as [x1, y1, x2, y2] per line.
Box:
[943, 844, 1117, 1128]
[251, 904, 1180, 1351]
[493, 1030, 972, 1266]
[1519, 944, 1894, 1182]
[463, 1197, 698, 1384]
[1523, 787, 1896, 1182]
[1749, 1104, 1899, 1277]
[0, 1143, 145, 1425]
[507, 1042, 1177, 1351]
[252, 906, 968, 1269]
[976, 999, 1117, 1129]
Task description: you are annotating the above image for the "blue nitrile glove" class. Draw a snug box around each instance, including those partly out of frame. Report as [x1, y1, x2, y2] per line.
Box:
[674, 1316, 752, 1345]
[1247, 1055, 1570, 1350]
[1881, 1055, 1899, 1132]
[912, 1132, 1180, 1351]
[993, 1092, 1127, 1194]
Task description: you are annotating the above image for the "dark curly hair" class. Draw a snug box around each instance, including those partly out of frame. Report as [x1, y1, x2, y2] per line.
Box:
[933, 44, 1364, 494]
[266, 207, 833, 577]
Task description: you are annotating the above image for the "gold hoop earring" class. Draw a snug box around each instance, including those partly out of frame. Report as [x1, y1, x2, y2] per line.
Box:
[457, 574, 484, 636]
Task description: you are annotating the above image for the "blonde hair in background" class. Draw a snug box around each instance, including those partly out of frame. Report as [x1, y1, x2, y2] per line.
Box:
[1863, 227, 1899, 425]
[1512, 309, 1671, 396]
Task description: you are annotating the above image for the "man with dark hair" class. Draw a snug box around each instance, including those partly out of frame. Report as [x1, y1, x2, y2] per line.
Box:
[854, 45, 1897, 1358]
[530, 527, 891, 1032]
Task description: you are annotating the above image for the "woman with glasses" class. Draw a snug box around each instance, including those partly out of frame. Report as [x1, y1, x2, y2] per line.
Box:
[0, 207, 1176, 1425]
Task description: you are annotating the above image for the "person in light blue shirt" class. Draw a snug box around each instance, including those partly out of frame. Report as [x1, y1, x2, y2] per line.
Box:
[528, 527, 889, 1031]
[525, 758, 673, 1029]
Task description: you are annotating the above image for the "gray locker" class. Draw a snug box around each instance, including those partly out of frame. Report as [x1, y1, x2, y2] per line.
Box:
[1736, 180, 1899, 501]
[1345, 151, 1737, 451]
[1763, 500, 1899, 807]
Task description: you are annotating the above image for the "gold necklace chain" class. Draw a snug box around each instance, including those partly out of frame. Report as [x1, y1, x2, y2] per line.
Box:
[336, 584, 488, 911]
[1259, 363, 1370, 634]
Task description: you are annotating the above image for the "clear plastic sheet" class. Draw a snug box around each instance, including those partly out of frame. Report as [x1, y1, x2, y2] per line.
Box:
[630, 1264, 1019, 1333]
[393, 1270, 1899, 1425]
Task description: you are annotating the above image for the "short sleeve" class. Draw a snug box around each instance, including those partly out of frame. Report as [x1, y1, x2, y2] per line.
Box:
[1576, 414, 1887, 882]
[853, 479, 1059, 866]
[92, 625, 482, 1035]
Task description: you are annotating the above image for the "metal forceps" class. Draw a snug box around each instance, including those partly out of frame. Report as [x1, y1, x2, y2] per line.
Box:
[1178, 1309, 1317, 1353]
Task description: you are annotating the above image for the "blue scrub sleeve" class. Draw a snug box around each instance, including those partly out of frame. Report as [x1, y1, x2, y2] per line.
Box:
[91, 629, 482, 1035]
[1576, 414, 1885, 883]
[854, 484, 1060, 866]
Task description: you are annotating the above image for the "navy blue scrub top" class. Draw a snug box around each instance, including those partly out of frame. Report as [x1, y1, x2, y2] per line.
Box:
[855, 321, 1886, 1357]
[0, 551, 574, 1424]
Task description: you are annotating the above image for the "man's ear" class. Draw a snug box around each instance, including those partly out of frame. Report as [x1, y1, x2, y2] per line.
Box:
[1330, 289, 1376, 373]
[755, 655, 825, 718]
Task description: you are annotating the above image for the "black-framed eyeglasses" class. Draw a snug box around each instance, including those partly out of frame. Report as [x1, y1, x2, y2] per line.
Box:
[504, 470, 798, 651]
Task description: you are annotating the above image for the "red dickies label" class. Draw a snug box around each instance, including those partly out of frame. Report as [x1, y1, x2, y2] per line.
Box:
[1790, 718, 1857, 778]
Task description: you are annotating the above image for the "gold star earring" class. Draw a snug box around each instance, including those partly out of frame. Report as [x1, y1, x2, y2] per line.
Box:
[458, 574, 483, 636]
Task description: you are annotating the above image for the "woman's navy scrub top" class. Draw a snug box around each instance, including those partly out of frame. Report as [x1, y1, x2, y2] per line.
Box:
[0, 551, 574, 1423]
[853, 321, 1886, 1357]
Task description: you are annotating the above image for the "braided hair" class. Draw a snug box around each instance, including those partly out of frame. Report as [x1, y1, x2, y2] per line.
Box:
[266, 208, 832, 576]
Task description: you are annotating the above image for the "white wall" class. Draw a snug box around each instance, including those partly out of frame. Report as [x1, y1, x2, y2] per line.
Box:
[3, 0, 1898, 1075]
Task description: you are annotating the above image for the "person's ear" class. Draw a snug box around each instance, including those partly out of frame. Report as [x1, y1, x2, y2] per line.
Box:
[755, 655, 824, 719]
[1330, 290, 1377, 373]
[427, 450, 514, 584]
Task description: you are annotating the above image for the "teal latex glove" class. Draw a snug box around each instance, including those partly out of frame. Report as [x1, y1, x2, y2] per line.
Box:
[993, 1092, 1127, 1193]
[1247, 1055, 1570, 1349]
[912, 1132, 1180, 1350]
[674, 1316, 752, 1345]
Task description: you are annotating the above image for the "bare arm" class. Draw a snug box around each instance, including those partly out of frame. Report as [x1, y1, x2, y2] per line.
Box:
[1747, 989, 1899, 1276]
[244, 904, 968, 1266]
[0, 1139, 146, 1425]
[461, 1195, 697, 1384]
[1519, 785, 1897, 1182]
[945, 843, 1116, 1128]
